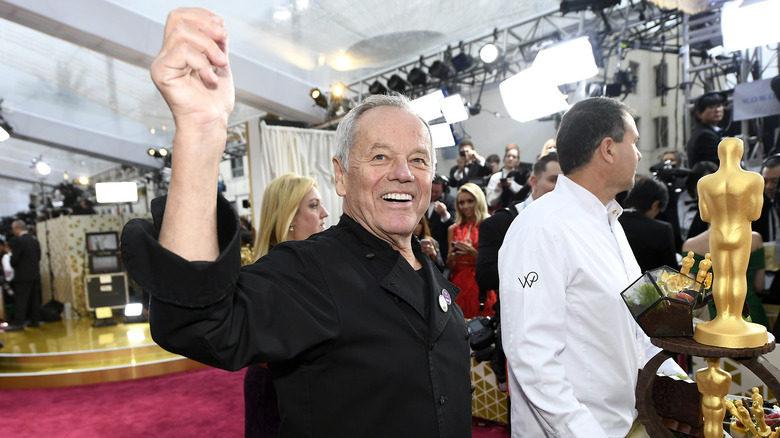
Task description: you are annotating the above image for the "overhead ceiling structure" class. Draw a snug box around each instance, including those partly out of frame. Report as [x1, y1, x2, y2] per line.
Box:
[0, 0, 747, 217]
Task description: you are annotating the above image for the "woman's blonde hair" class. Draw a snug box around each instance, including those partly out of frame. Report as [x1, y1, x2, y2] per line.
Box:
[455, 182, 489, 226]
[253, 173, 318, 260]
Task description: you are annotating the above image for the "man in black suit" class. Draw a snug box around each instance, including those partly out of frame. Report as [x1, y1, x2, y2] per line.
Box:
[426, 174, 456, 256]
[657, 161, 716, 252]
[449, 139, 493, 189]
[687, 91, 726, 168]
[7, 220, 42, 330]
[619, 177, 678, 272]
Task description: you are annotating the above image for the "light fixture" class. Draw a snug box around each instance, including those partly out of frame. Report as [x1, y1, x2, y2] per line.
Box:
[310, 88, 328, 108]
[0, 124, 8, 142]
[147, 147, 169, 158]
[407, 67, 428, 86]
[499, 68, 570, 123]
[92, 306, 117, 328]
[721, 0, 780, 52]
[31, 155, 51, 177]
[331, 82, 346, 99]
[440, 94, 469, 124]
[368, 80, 388, 95]
[76, 176, 90, 186]
[96, 182, 139, 204]
[387, 74, 408, 93]
[63, 170, 69, 180]
[124, 303, 147, 324]
[451, 51, 473, 72]
[532, 36, 599, 86]
[429, 123, 456, 148]
[410, 90, 446, 122]
[479, 43, 500, 64]
[429, 60, 451, 80]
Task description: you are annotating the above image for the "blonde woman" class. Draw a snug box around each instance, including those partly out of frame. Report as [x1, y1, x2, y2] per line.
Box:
[447, 182, 496, 318]
[245, 173, 329, 438]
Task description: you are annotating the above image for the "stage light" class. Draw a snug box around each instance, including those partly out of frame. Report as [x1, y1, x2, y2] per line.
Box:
[0, 124, 8, 142]
[124, 303, 147, 324]
[721, 0, 780, 52]
[407, 67, 428, 86]
[532, 36, 598, 86]
[92, 306, 118, 328]
[429, 123, 456, 148]
[147, 148, 156, 157]
[125, 303, 143, 317]
[499, 68, 570, 123]
[410, 90, 446, 122]
[331, 82, 346, 99]
[310, 88, 328, 108]
[387, 74, 408, 93]
[76, 176, 90, 186]
[96, 182, 139, 204]
[34, 160, 51, 176]
[440, 94, 469, 124]
[368, 80, 388, 95]
[429, 60, 451, 80]
[158, 148, 168, 157]
[452, 51, 473, 72]
[479, 43, 500, 64]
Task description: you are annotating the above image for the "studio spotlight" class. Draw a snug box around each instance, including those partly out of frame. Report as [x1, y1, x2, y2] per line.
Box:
[479, 43, 500, 64]
[148, 148, 169, 158]
[451, 51, 473, 72]
[331, 82, 346, 99]
[310, 88, 328, 108]
[387, 74, 408, 93]
[158, 148, 168, 157]
[147, 148, 156, 157]
[368, 80, 388, 95]
[429, 60, 451, 81]
[407, 67, 428, 86]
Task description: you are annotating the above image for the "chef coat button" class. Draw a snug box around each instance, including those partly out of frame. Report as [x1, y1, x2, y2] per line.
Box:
[429, 342, 435, 350]
[366, 253, 375, 260]
[439, 395, 447, 405]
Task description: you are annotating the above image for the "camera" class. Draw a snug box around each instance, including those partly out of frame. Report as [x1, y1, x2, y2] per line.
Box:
[459, 150, 466, 157]
[500, 177, 507, 183]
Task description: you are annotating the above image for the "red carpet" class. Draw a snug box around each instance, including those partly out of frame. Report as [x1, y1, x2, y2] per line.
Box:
[3, 366, 509, 437]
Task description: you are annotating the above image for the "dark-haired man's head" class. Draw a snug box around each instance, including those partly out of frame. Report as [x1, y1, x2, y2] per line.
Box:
[529, 152, 562, 200]
[624, 177, 669, 217]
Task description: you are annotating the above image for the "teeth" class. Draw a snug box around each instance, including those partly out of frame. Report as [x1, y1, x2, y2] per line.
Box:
[382, 193, 412, 201]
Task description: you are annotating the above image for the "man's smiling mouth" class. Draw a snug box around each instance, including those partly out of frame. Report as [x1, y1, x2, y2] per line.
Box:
[382, 193, 412, 202]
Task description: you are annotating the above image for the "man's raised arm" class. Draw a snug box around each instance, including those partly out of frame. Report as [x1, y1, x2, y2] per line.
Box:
[151, 8, 235, 261]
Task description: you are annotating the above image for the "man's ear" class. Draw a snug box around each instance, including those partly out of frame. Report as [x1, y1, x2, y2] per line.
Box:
[528, 174, 538, 191]
[598, 137, 616, 165]
[333, 157, 347, 197]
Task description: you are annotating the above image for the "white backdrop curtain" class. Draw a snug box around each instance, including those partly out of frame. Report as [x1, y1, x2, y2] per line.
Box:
[247, 121, 341, 232]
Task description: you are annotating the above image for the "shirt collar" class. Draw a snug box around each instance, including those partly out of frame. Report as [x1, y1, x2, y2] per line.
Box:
[555, 175, 623, 226]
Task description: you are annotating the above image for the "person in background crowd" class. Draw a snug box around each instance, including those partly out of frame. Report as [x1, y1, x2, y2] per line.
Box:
[245, 172, 328, 438]
[657, 160, 717, 252]
[687, 91, 726, 168]
[415, 216, 445, 273]
[426, 174, 456, 257]
[6, 220, 41, 331]
[449, 139, 493, 189]
[486, 153, 501, 174]
[447, 182, 496, 318]
[121, 9, 471, 436]
[499, 97, 684, 437]
[539, 138, 556, 158]
[485, 146, 525, 212]
[753, 154, 780, 301]
[619, 177, 678, 272]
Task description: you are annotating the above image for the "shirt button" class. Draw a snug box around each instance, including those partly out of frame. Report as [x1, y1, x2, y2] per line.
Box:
[439, 395, 447, 405]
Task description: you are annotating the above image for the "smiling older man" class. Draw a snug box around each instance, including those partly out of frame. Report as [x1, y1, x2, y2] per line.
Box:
[120, 7, 470, 438]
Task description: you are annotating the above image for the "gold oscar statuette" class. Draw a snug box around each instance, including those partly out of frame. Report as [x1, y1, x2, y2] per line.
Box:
[693, 138, 768, 348]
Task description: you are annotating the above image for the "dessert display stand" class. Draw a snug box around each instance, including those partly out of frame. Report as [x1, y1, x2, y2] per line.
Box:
[637, 334, 779, 437]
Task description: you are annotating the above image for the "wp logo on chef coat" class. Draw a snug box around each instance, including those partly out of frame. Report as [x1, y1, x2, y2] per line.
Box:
[518, 272, 539, 288]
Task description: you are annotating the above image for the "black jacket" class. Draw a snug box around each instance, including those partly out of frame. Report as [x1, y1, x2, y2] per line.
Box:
[687, 123, 721, 168]
[476, 201, 522, 292]
[427, 191, 456, 256]
[121, 196, 472, 438]
[618, 210, 678, 272]
[10, 232, 41, 282]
